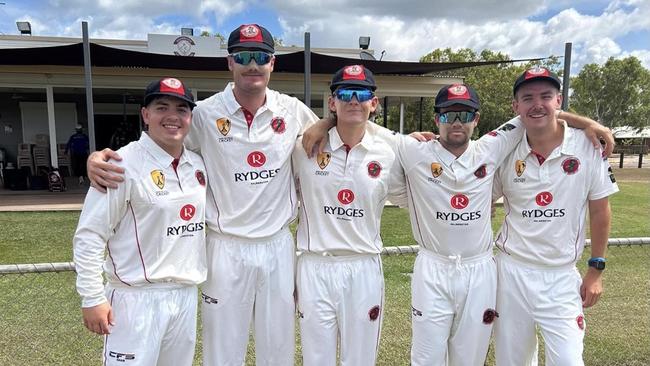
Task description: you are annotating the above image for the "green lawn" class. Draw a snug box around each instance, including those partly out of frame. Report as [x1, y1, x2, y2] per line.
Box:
[0, 179, 648, 365]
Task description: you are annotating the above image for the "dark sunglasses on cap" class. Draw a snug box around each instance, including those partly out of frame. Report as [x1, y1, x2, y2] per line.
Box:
[438, 111, 477, 124]
[230, 51, 273, 66]
[333, 88, 375, 103]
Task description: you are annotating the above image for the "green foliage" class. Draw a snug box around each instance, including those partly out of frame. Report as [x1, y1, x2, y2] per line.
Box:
[383, 48, 564, 136]
[570, 56, 650, 129]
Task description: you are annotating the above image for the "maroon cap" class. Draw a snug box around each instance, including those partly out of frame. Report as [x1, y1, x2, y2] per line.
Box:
[227, 24, 275, 53]
[143, 78, 196, 109]
[330, 65, 377, 92]
[513, 66, 561, 96]
[434, 84, 480, 112]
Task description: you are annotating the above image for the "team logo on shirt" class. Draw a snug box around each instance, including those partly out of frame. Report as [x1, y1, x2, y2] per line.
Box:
[450, 194, 469, 209]
[108, 351, 135, 362]
[216, 118, 231, 136]
[180, 204, 196, 221]
[515, 160, 526, 177]
[430, 163, 443, 178]
[487, 131, 498, 137]
[368, 305, 381, 321]
[411, 306, 423, 317]
[150, 169, 165, 189]
[482, 309, 499, 324]
[317, 152, 331, 170]
[535, 191, 553, 206]
[367, 161, 382, 178]
[338, 189, 355, 205]
[607, 166, 616, 183]
[562, 157, 580, 175]
[270, 117, 286, 134]
[497, 123, 517, 132]
[247, 151, 267, 167]
[576, 314, 585, 330]
[195, 170, 206, 186]
[474, 164, 487, 179]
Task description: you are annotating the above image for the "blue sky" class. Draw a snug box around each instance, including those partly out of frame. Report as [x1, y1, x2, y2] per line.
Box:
[0, 0, 648, 72]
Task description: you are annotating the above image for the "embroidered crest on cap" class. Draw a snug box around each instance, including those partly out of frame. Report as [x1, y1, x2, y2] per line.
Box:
[161, 78, 182, 89]
[150, 169, 165, 190]
[343, 65, 365, 81]
[525, 66, 550, 79]
[447, 84, 470, 101]
[317, 152, 331, 170]
[240, 24, 260, 38]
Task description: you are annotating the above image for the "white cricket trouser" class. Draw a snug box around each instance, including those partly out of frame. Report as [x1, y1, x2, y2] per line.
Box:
[495, 253, 585, 366]
[411, 249, 497, 366]
[201, 228, 296, 366]
[103, 284, 198, 366]
[297, 253, 384, 366]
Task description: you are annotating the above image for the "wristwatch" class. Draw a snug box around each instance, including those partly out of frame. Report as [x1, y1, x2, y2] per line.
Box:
[588, 257, 606, 270]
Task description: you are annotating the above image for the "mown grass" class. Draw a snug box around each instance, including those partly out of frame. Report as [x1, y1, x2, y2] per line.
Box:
[0, 177, 648, 365]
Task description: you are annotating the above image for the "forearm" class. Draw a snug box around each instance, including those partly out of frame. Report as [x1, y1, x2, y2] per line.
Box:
[558, 110, 597, 129]
[589, 201, 611, 258]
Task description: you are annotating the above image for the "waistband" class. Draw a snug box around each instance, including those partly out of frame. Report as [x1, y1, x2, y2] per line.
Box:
[418, 247, 492, 266]
[208, 226, 291, 244]
[298, 251, 380, 263]
[107, 281, 195, 291]
[497, 252, 576, 271]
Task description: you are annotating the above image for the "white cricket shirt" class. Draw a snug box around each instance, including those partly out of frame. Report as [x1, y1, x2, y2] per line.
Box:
[493, 123, 619, 266]
[392, 117, 524, 257]
[187, 83, 318, 239]
[293, 122, 398, 255]
[74, 133, 208, 308]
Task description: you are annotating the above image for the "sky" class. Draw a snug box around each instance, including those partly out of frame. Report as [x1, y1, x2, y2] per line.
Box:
[0, 0, 648, 74]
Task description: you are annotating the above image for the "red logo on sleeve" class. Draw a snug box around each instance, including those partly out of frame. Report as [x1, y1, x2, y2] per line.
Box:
[247, 151, 267, 167]
[535, 192, 553, 206]
[450, 194, 469, 209]
[180, 204, 196, 221]
[367, 161, 382, 178]
[270, 117, 286, 134]
[337, 189, 355, 205]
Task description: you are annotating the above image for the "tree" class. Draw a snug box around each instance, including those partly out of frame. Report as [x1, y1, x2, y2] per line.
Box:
[570, 56, 650, 129]
[200, 31, 226, 44]
[386, 48, 561, 136]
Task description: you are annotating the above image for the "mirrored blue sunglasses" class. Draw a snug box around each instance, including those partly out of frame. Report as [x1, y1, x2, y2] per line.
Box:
[334, 88, 375, 103]
[438, 111, 477, 123]
[231, 51, 272, 65]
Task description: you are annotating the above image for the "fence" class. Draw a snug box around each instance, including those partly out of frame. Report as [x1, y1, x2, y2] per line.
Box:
[1, 238, 649, 366]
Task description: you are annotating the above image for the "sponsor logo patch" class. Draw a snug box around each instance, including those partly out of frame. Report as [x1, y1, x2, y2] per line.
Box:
[179, 204, 196, 221]
[240, 24, 260, 38]
[487, 131, 498, 137]
[431, 162, 443, 178]
[247, 151, 266, 167]
[535, 191, 553, 206]
[562, 157, 580, 174]
[343, 65, 365, 80]
[150, 170, 165, 190]
[337, 189, 355, 205]
[608, 166, 616, 183]
[317, 152, 331, 170]
[450, 194, 469, 209]
[367, 161, 382, 178]
[482, 309, 499, 324]
[108, 351, 136, 362]
[515, 160, 526, 177]
[411, 306, 423, 317]
[576, 314, 585, 330]
[497, 123, 517, 132]
[201, 292, 218, 305]
[270, 117, 286, 134]
[368, 305, 381, 321]
[216, 118, 231, 136]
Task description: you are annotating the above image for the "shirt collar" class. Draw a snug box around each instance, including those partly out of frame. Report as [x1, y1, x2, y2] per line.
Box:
[517, 120, 576, 159]
[327, 122, 375, 153]
[139, 132, 192, 169]
[222, 82, 278, 116]
[430, 140, 473, 168]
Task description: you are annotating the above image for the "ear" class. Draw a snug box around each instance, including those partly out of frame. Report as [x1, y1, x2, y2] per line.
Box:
[368, 96, 379, 112]
[269, 55, 275, 72]
[511, 99, 518, 114]
[328, 95, 336, 113]
[227, 55, 234, 71]
[474, 111, 480, 124]
[556, 92, 563, 107]
[434, 114, 441, 129]
[141, 106, 149, 127]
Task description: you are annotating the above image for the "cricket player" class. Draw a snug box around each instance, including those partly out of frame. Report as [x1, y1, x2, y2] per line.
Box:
[388, 81, 613, 366]
[293, 65, 402, 366]
[74, 77, 207, 365]
[492, 67, 618, 366]
[87, 24, 332, 365]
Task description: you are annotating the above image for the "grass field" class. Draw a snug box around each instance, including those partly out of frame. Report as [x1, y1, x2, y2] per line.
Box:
[0, 169, 648, 365]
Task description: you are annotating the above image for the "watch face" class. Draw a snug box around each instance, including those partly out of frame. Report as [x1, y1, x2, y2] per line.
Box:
[589, 260, 606, 270]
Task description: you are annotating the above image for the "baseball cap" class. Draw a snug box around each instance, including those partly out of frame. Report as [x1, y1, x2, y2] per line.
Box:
[143, 77, 196, 109]
[329, 65, 377, 92]
[513, 66, 561, 96]
[227, 24, 275, 54]
[434, 84, 480, 112]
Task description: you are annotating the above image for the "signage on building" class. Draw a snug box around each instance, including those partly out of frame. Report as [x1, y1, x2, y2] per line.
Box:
[147, 34, 228, 57]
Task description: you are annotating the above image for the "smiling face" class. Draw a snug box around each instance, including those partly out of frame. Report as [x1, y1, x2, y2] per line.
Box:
[328, 88, 378, 126]
[513, 80, 562, 132]
[228, 50, 275, 96]
[435, 104, 479, 153]
[141, 96, 192, 157]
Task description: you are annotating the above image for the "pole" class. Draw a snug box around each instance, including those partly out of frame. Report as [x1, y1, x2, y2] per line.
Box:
[82, 21, 96, 151]
[304, 32, 311, 108]
[562, 42, 572, 110]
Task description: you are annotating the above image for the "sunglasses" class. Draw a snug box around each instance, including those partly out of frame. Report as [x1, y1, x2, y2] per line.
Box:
[230, 51, 273, 66]
[438, 111, 477, 123]
[333, 88, 375, 103]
